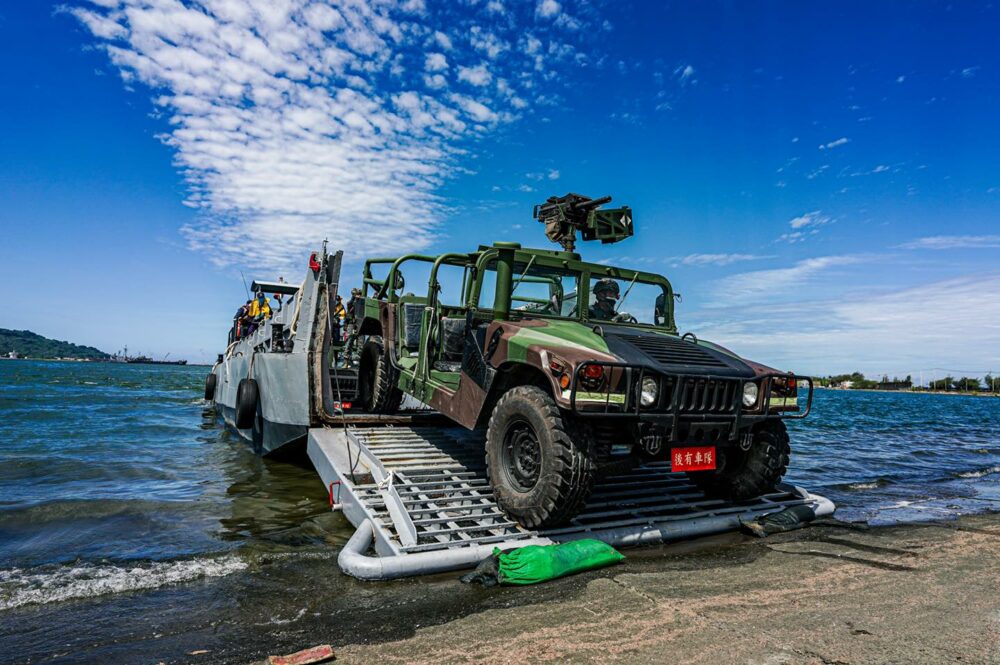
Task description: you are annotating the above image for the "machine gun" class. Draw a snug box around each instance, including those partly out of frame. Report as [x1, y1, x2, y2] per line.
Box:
[532, 193, 633, 252]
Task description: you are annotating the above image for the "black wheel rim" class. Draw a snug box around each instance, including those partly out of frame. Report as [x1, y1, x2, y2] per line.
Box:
[501, 419, 541, 492]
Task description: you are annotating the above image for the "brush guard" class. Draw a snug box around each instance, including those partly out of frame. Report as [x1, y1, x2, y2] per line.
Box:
[568, 362, 814, 441]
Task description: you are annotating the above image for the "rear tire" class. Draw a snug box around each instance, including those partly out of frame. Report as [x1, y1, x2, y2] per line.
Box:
[486, 386, 596, 529]
[235, 378, 259, 429]
[687, 420, 790, 500]
[204, 373, 217, 401]
[358, 338, 403, 413]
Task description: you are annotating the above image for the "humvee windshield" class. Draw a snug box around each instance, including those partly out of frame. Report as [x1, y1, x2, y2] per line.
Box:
[477, 259, 671, 327]
[587, 277, 670, 326]
[479, 262, 580, 317]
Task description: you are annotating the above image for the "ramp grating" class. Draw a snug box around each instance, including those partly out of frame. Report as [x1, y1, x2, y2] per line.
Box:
[307, 424, 836, 577]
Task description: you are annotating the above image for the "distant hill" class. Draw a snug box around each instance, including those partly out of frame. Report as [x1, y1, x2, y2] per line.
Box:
[0, 329, 109, 360]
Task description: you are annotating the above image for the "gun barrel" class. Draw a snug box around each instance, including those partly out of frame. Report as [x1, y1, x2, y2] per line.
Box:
[573, 195, 612, 210]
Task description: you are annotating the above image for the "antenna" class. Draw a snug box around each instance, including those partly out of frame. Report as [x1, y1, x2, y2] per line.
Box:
[240, 270, 251, 299]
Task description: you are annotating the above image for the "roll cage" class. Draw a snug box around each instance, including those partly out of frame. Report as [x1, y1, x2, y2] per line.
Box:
[360, 245, 678, 332]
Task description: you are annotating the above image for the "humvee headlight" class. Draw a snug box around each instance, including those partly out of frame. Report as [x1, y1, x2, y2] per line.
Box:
[742, 382, 759, 408]
[640, 377, 659, 407]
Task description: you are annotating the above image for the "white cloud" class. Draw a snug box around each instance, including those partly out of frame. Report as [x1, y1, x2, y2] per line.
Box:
[469, 27, 509, 59]
[896, 75, 906, 83]
[433, 31, 453, 50]
[675, 253, 772, 267]
[690, 273, 1000, 375]
[846, 164, 892, 177]
[710, 256, 861, 304]
[63, 6, 126, 39]
[961, 66, 979, 79]
[525, 169, 560, 181]
[536, 0, 561, 18]
[777, 232, 807, 243]
[788, 210, 831, 230]
[819, 137, 849, 150]
[899, 235, 1000, 250]
[425, 52, 448, 71]
[449, 93, 497, 122]
[777, 211, 832, 243]
[423, 73, 447, 89]
[457, 63, 492, 87]
[806, 165, 829, 180]
[71, 0, 594, 273]
[674, 64, 695, 84]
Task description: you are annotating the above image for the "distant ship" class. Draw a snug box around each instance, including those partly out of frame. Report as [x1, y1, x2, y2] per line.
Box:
[113, 347, 187, 365]
[126, 355, 188, 366]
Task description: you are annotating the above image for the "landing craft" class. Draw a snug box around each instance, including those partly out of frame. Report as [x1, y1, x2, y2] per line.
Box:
[206, 249, 437, 455]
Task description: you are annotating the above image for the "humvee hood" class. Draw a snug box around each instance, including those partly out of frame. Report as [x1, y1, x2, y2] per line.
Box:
[505, 319, 613, 360]
[600, 326, 755, 378]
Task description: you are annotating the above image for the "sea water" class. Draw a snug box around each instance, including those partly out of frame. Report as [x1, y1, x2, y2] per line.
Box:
[0, 360, 997, 662]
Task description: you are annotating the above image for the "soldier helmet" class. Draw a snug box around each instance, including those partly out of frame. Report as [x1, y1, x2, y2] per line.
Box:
[593, 278, 620, 300]
[351, 287, 361, 297]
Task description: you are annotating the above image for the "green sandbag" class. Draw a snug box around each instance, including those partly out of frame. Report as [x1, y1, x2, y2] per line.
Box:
[496, 539, 625, 585]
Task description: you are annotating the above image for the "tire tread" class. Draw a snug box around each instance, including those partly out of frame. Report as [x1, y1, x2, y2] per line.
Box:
[688, 421, 790, 500]
[485, 386, 596, 528]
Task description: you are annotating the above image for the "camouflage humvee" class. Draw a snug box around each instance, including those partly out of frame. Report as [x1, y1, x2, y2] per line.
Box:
[348, 195, 812, 528]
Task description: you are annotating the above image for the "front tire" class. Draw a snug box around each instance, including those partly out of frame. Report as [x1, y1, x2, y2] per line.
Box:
[358, 338, 403, 413]
[486, 386, 596, 529]
[687, 420, 790, 500]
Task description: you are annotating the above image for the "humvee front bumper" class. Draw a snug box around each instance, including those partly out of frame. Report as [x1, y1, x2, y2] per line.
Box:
[565, 361, 814, 442]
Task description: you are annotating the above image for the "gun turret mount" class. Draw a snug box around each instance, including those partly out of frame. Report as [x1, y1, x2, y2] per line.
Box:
[532, 193, 633, 252]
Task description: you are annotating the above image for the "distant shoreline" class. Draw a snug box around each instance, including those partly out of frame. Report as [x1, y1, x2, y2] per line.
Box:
[0, 357, 209, 366]
[816, 386, 999, 397]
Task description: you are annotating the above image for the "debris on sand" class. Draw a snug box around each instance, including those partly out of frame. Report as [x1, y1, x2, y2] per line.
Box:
[268, 644, 335, 665]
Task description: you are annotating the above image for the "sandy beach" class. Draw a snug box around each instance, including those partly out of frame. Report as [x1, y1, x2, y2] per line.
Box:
[288, 513, 999, 664]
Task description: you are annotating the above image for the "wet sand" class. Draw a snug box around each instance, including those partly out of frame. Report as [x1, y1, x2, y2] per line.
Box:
[288, 513, 999, 664]
[8, 513, 997, 664]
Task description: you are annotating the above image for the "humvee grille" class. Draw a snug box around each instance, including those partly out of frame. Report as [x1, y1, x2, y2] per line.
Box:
[618, 333, 729, 370]
[664, 377, 739, 414]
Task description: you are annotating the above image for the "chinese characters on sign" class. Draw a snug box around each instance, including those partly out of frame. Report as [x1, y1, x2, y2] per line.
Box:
[670, 446, 717, 472]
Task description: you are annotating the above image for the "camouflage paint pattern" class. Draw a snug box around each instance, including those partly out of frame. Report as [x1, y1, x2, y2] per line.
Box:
[354, 242, 798, 431]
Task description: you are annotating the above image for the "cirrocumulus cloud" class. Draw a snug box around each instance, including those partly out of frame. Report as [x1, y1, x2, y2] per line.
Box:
[70, 0, 596, 273]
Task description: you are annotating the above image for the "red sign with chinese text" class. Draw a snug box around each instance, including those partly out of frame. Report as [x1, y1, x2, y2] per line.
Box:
[670, 446, 717, 472]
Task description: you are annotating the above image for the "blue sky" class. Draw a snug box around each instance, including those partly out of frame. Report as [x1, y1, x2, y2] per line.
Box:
[1, 1, 998, 377]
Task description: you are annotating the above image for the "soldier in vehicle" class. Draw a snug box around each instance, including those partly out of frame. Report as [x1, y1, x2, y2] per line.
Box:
[346, 287, 362, 324]
[589, 278, 620, 320]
